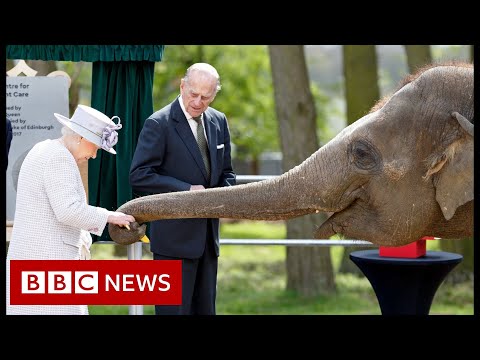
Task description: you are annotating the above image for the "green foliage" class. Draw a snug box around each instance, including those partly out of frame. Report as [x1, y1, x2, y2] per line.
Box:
[89, 221, 472, 315]
[220, 220, 286, 239]
[56, 61, 93, 105]
[153, 45, 277, 160]
[153, 45, 330, 162]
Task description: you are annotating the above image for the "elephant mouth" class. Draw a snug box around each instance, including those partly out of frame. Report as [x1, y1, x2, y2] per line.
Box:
[315, 210, 346, 239]
[314, 197, 362, 239]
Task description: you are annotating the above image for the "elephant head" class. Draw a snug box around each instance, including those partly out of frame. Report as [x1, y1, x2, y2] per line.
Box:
[109, 63, 473, 246]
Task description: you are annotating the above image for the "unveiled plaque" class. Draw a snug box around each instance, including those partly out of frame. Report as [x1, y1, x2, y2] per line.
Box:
[6, 76, 69, 221]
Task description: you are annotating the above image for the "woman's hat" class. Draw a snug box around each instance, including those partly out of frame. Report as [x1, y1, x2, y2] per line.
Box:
[54, 105, 122, 154]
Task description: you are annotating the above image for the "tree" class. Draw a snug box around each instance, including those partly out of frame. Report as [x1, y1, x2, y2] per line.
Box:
[338, 45, 379, 275]
[404, 45, 432, 73]
[269, 45, 336, 296]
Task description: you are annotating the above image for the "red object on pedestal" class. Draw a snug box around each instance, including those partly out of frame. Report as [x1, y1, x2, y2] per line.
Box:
[379, 237, 435, 258]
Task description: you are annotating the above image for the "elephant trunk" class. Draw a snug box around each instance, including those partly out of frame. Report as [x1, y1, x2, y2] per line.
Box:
[109, 144, 344, 245]
[117, 176, 315, 225]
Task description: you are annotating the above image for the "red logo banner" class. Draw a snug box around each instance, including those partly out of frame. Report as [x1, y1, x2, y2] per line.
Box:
[9, 260, 182, 305]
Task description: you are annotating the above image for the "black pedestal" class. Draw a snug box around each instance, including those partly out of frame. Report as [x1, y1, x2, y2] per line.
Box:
[350, 250, 462, 315]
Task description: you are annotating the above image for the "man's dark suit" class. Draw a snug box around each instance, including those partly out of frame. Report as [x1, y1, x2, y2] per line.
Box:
[129, 97, 235, 314]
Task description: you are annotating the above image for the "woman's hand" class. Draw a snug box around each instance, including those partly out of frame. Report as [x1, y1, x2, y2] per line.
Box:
[107, 211, 135, 229]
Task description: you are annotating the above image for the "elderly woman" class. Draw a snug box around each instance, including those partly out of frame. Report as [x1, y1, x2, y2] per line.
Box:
[6, 105, 135, 315]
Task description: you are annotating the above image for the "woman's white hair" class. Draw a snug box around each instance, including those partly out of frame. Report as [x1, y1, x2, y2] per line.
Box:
[61, 126, 79, 137]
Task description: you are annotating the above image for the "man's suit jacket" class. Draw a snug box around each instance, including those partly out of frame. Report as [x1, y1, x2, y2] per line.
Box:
[129, 98, 236, 259]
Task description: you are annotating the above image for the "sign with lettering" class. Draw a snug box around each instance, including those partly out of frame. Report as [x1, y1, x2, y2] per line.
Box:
[6, 76, 69, 221]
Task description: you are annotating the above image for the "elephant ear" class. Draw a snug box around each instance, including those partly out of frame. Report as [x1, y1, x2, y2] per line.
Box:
[429, 112, 474, 221]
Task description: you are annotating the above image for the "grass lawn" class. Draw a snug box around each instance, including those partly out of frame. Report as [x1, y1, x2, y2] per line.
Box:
[88, 220, 473, 315]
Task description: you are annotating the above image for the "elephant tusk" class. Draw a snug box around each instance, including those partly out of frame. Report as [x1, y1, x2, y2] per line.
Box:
[452, 112, 473, 137]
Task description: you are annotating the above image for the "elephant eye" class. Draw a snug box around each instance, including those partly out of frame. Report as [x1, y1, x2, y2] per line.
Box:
[351, 140, 379, 171]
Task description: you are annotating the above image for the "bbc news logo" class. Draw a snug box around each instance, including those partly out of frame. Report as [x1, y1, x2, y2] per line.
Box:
[22, 271, 100, 294]
[9, 260, 182, 305]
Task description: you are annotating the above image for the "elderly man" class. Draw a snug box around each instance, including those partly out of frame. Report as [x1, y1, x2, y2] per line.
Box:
[129, 63, 236, 315]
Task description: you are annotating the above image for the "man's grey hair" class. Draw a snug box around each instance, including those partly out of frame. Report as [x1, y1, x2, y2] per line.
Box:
[183, 63, 222, 93]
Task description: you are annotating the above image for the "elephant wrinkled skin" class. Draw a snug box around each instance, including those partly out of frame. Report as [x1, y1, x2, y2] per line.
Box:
[110, 63, 473, 246]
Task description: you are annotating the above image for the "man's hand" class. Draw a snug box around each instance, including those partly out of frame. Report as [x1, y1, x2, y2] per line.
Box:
[190, 185, 206, 191]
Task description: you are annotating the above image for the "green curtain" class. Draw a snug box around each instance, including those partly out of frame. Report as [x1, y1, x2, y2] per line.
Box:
[6, 45, 164, 62]
[90, 61, 155, 242]
[6, 45, 164, 242]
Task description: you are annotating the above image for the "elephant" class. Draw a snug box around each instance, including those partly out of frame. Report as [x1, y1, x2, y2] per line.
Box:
[109, 63, 473, 247]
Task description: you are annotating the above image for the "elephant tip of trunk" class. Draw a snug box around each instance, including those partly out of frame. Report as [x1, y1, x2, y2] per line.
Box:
[108, 222, 147, 246]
